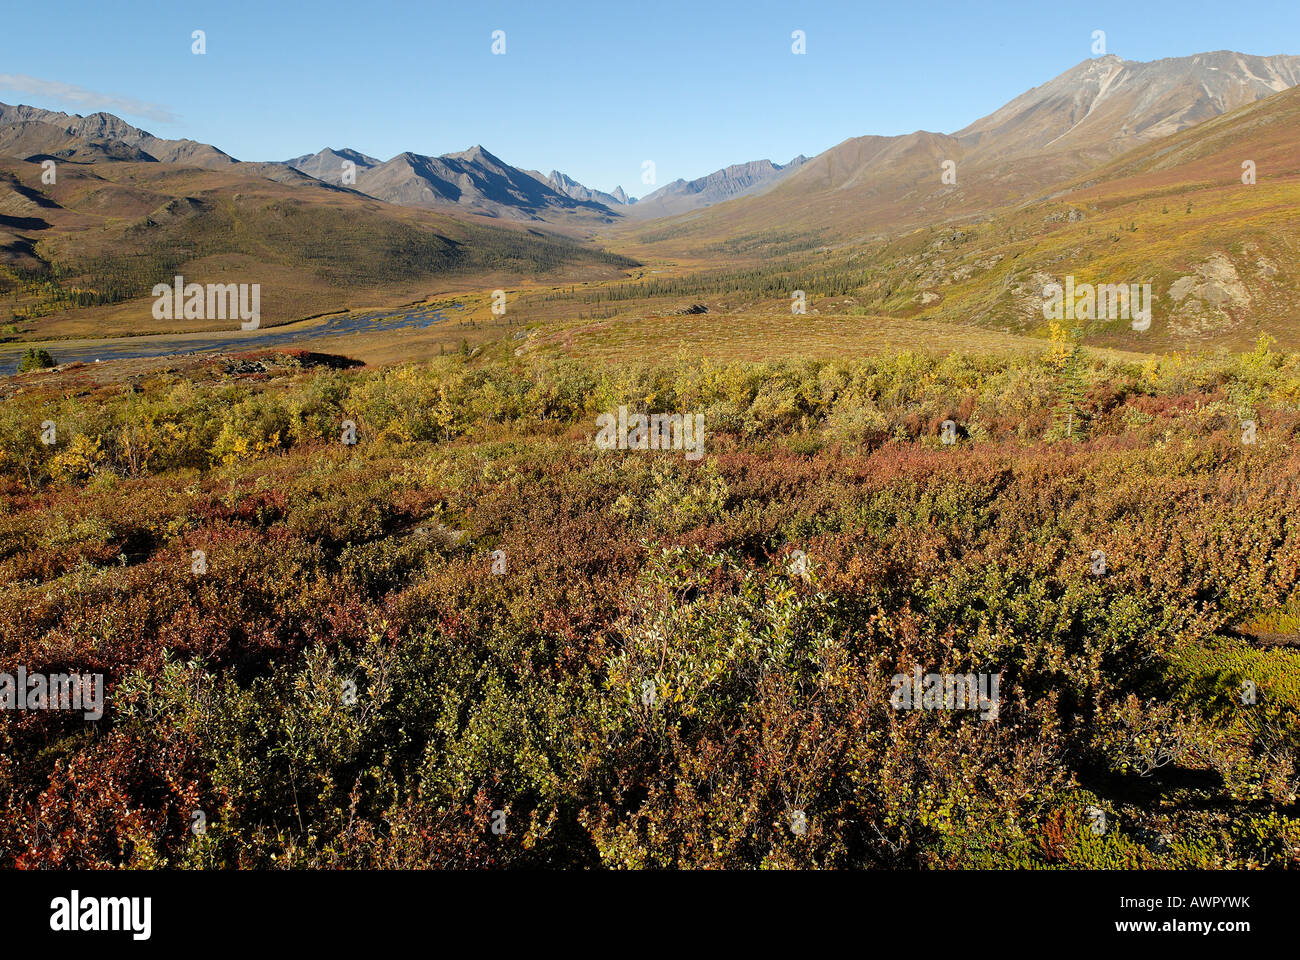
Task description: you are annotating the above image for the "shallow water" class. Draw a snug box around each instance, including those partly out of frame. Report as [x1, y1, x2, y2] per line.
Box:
[1, 301, 462, 373]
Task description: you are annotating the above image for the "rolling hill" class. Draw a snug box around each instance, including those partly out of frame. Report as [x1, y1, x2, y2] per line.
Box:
[0, 151, 638, 341]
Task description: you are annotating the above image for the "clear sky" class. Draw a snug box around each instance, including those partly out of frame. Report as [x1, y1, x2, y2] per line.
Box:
[2, 0, 1298, 196]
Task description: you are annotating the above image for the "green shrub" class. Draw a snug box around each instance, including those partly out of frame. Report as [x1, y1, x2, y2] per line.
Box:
[17, 347, 55, 372]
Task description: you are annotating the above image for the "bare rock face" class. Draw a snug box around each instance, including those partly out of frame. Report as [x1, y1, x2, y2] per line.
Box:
[1167, 254, 1253, 335]
[1011, 271, 1059, 319]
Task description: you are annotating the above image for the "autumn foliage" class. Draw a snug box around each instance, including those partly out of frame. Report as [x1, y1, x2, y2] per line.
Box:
[2, 341, 1299, 868]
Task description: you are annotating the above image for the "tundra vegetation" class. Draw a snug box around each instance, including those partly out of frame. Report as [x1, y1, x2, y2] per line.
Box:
[1, 337, 1299, 868]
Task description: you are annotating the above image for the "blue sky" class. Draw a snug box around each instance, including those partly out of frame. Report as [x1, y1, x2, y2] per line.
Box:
[2, 0, 1298, 196]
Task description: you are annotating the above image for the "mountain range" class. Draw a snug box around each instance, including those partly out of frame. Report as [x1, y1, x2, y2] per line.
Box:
[5, 49, 1300, 350]
[6, 51, 1300, 235]
[282, 144, 621, 224]
[0, 100, 818, 227]
[279, 145, 816, 224]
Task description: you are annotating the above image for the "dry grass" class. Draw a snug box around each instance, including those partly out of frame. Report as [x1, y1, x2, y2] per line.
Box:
[517, 307, 1149, 365]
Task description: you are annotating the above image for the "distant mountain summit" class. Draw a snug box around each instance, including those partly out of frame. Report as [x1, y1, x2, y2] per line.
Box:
[283, 147, 381, 182]
[0, 100, 633, 227]
[285, 142, 808, 224]
[0, 103, 806, 226]
[629, 156, 808, 218]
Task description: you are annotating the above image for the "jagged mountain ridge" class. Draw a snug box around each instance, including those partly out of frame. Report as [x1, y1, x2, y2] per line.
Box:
[528, 169, 633, 210]
[285, 144, 634, 221]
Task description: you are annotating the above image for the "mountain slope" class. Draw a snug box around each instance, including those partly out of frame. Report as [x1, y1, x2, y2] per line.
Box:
[956, 51, 1300, 162]
[0, 101, 236, 169]
[776, 83, 1300, 351]
[627, 157, 808, 219]
[0, 106, 630, 229]
[0, 120, 155, 163]
[619, 51, 1300, 252]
